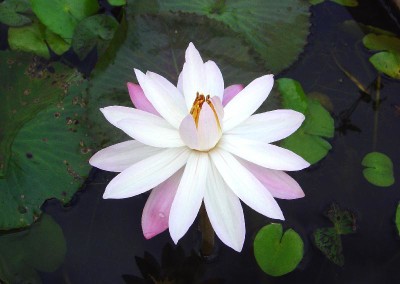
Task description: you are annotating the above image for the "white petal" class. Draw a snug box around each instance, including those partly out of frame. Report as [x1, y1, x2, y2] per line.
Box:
[179, 114, 199, 149]
[115, 109, 184, 148]
[220, 135, 310, 171]
[103, 147, 190, 199]
[134, 69, 186, 128]
[204, 60, 224, 100]
[197, 103, 222, 151]
[169, 152, 209, 244]
[89, 140, 163, 172]
[210, 149, 284, 220]
[204, 162, 245, 252]
[177, 71, 183, 93]
[226, 109, 305, 143]
[100, 106, 138, 127]
[182, 43, 206, 110]
[223, 75, 274, 131]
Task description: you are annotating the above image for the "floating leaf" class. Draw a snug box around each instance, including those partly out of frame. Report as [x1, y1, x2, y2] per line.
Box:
[0, 0, 31, 27]
[72, 14, 119, 60]
[8, 20, 70, 58]
[277, 78, 334, 164]
[362, 152, 395, 187]
[314, 228, 344, 266]
[152, 0, 310, 73]
[0, 214, 66, 283]
[396, 203, 400, 237]
[363, 34, 400, 53]
[254, 224, 304, 276]
[313, 203, 356, 266]
[369, 51, 400, 79]
[31, 0, 99, 42]
[0, 51, 91, 229]
[108, 0, 126, 6]
[88, 13, 267, 148]
[331, 0, 358, 7]
[309, 0, 324, 5]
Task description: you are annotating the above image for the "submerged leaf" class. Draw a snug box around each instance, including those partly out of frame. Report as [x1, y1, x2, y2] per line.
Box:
[331, 0, 358, 7]
[326, 203, 356, 235]
[277, 78, 334, 164]
[254, 224, 304, 276]
[153, 0, 311, 73]
[0, 0, 31, 26]
[0, 214, 66, 282]
[314, 228, 344, 266]
[362, 152, 395, 187]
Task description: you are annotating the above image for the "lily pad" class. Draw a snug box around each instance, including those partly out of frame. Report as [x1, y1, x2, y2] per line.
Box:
[151, 0, 310, 73]
[88, 13, 266, 148]
[313, 203, 356, 266]
[108, 0, 127, 6]
[362, 152, 395, 187]
[254, 223, 304, 276]
[31, 0, 99, 42]
[369, 51, 400, 79]
[0, 51, 91, 229]
[8, 20, 70, 58]
[363, 34, 400, 53]
[395, 203, 400, 237]
[0, 214, 66, 283]
[277, 78, 334, 164]
[0, 0, 31, 26]
[72, 14, 119, 60]
[331, 0, 358, 6]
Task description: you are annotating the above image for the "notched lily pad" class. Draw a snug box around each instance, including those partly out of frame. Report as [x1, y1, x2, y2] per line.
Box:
[362, 152, 395, 187]
[254, 223, 304, 276]
[277, 78, 334, 164]
[0, 214, 66, 283]
[0, 0, 32, 26]
[313, 203, 356, 266]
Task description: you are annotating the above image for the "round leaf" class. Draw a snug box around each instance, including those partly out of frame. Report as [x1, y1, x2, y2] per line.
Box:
[254, 224, 304, 277]
[362, 152, 395, 187]
[369, 51, 400, 79]
[395, 203, 400, 237]
[31, 0, 99, 42]
[363, 34, 400, 53]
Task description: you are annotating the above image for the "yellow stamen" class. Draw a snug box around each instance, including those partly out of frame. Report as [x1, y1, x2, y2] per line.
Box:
[190, 92, 221, 129]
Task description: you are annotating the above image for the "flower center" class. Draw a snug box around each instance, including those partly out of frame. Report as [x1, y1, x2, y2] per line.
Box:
[190, 92, 221, 129]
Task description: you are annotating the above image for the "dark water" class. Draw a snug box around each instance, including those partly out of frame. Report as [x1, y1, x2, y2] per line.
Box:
[10, 1, 400, 283]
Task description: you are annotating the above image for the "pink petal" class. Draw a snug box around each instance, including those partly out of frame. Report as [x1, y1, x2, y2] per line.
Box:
[222, 84, 244, 106]
[141, 169, 184, 239]
[127, 82, 159, 116]
[179, 114, 199, 150]
[239, 158, 305, 200]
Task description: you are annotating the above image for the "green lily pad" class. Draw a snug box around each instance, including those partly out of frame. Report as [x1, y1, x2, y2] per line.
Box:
[362, 152, 395, 187]
[8, 20, 70, 58]
[0, 0, 31, 26]
[254, 224, 304, 276]
[31, 0, 99, 43]
[0, 51, 91, 229]
[363, 34, 400, 53]
[108, 0, 126, 6]
[313, 203, 356, 266]
[0, 214, 66, 283]
[150, 0, 311, 73]
[277, 78, 334, 164]
[331, 0, 358, 6]
[369, 51, 400, 79]
[395, 203, 400, 237]
[72, 14, 119, 60]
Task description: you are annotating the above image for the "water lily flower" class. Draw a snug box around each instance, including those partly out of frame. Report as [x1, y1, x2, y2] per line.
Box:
[89, 42, 309, 252]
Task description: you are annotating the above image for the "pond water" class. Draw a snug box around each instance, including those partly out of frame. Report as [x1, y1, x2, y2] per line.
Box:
[1, 1, 400, 283]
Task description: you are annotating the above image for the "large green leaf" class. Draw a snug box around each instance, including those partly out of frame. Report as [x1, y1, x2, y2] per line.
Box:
[31, 0, 99, 42]
[0, 214, 66, 283]
[0, 0, 31, 27]
[369, 51, 400, 79]
[88, 13, 266, 148]
[148, 0, 310, 73]
[0, 51, 91, 229]
[363, 34, 400, 53]
[72, 14, 119, 60]
[254, 224, 304, 276]
[277, 78, 334, 164]
[362, 152, 395, 187]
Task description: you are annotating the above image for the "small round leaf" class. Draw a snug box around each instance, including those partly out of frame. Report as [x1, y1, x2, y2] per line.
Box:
[254, 223, 304, 277]
[362, 152, 395, 187]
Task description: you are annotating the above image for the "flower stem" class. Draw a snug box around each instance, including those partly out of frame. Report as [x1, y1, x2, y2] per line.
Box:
[199, 204, 214, 257]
